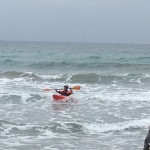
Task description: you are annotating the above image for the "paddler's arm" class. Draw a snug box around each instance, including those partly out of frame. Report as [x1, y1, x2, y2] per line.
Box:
[69, 88, 73, 94]
[55, 89, 61, 94]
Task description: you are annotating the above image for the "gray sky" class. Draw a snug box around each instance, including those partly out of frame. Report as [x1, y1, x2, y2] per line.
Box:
[0, 0, 150, 44]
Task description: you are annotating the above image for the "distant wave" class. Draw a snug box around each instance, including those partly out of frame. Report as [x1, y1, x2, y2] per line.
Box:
[135, 56, 150, 61]
[0, 71, 43, 81]
[0, 59, 22, 64]
[68, 73, 150, 84]
[28, 61, 150, 69]
[0, 71, 150, 84]
[28, 61, 70, 69]
[89, 56, 101, 59]
[1, 58, 150, 73]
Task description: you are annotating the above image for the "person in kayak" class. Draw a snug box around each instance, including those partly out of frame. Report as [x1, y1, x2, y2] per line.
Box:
[55, 85, 73, 96]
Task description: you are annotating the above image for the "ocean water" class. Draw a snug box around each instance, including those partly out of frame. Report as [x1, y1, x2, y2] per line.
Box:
[0, 41, 150, 150]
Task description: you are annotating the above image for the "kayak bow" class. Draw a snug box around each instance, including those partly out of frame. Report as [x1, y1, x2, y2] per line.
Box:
[52, 94, 68, 101]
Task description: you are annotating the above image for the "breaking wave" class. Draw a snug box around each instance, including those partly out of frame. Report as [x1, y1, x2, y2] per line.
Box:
[1, 118, 149, 136]
[0, 71, 150, 84]
[83, 118, 150, 133]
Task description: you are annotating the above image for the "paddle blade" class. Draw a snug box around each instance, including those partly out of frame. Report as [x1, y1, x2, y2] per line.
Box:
[43, 88, 52, 92]
[71, 86, 81, 90]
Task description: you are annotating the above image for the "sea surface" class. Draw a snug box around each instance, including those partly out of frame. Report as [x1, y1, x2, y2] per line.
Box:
[0, 41, 150, 150]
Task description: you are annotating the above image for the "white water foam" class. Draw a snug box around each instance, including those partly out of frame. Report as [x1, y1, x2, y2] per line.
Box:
[83, 118, 150, 133]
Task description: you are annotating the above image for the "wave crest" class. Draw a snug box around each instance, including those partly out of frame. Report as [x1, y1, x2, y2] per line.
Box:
[0, 71, 150, 84]
[83, 118, 150, 133]
[0, 71, 43, 81]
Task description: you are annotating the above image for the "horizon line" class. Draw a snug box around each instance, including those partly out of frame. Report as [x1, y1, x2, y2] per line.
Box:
[0, 39, 150, 45]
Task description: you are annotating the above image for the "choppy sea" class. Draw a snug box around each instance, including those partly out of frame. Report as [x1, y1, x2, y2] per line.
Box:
[0, 41, 150, 150]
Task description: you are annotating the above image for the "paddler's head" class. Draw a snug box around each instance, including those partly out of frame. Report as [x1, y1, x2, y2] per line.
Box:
[64, 85, 69, 90]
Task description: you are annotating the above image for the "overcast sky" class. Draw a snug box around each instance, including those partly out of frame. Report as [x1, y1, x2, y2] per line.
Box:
[0, 0, 150, 44]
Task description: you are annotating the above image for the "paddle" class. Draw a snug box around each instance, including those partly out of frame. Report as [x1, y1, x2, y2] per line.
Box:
[43, 86, 81, 92]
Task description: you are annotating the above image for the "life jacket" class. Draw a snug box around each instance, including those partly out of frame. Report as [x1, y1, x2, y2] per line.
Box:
[59, 90, 72, 96]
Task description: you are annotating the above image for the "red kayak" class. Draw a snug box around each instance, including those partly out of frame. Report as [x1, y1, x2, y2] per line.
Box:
[52, 94, 77, 102]
[52, 94, 68, 101]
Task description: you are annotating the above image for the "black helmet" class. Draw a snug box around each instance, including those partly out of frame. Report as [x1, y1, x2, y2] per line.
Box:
[64, 85, 69, 89]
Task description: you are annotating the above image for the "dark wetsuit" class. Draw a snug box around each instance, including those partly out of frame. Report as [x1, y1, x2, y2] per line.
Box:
[56, 89, 72, 96]
[144, 129, 150, 150]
